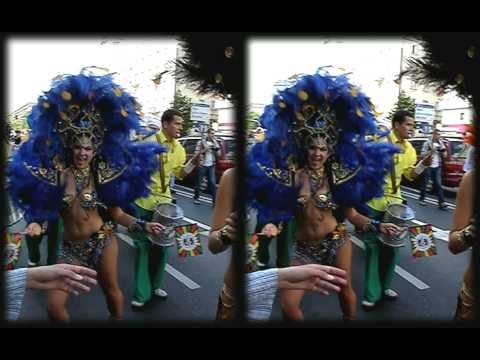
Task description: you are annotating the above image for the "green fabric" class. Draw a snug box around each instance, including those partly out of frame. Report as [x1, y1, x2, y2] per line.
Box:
[257, 218, 295, 268]
[131, 206, 169, 303]
[360, 207, 399, 303]
[25, 219, 62, 265]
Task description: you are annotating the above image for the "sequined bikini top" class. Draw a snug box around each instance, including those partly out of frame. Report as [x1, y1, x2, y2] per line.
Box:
[297, 168, 337, 210]
[298, 191, 337, 211]
[62, 190, 104, 211]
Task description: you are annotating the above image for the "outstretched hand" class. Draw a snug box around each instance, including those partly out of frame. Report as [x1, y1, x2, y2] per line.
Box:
[27, 264, 98, 296]
[277, 264, 347, 295]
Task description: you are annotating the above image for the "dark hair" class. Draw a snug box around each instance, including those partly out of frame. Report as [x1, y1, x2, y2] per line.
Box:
[392, 110, 414, 127]
[161, 109, 182, 124]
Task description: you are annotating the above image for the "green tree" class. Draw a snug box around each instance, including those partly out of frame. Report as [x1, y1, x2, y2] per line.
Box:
[386, 90, 416, 122]
[171, 90, 192, 136]
[246, 111, 260, 132]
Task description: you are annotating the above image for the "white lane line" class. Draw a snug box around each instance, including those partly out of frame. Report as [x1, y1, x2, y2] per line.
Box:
[175, 190, 213, 204]
[349, 235, 430, 290]
[174, 185, 214, 203]
[115, 230, 202, 290]
[393, 267, 430, 290]
[401, 186, 455, 208]
[401, 191, 455, 209]
[165, 264, 201, 290]
[411, 219, 450, 242]
[401, 185, 458, 196]
[183, 217, 211, 231]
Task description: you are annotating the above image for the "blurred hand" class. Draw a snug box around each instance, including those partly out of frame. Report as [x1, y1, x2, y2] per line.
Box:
[27, 264, 97, 296]
[380, 222, 401, 236]
[259, 223, 279, 238]
[278, 264, 347, 295]
[422, 151, 433, 167]
[146, 222, 165, 235]
[26, 223, 42, 237]
[220, 212, 238, 243]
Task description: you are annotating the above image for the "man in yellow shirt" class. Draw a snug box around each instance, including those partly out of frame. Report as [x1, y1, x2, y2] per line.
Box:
[131, 109, 201, 308]
[361, 111, 432, 309]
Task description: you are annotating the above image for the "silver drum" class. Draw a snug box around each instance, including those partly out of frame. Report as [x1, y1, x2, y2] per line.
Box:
[150, 203, 184, 247]
[379, 204, 415, 247]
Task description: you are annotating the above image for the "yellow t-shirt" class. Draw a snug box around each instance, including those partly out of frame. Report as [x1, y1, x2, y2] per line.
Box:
[368, 131, 417, 212]
[135, 130, 186, 211]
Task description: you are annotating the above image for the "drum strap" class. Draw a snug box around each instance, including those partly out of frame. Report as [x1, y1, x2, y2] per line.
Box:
[155, 133, 167, 194]
[388, 136, 398, 196]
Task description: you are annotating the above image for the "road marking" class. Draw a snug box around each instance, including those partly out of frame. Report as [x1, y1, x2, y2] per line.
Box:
[175, 185, 214, 204]
[401, 190, 455, 210]
[115, 220, 206, 290]
[165, 264, 201, 290]
[400, 186, 456, 208]
[183, 217, 211, 231]
[175, 190, 213, 205]
[349, 235, 430, 290]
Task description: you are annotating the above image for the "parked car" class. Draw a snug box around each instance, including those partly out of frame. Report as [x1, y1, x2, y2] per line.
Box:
[405, 134, 468, 189]
[177, 134, 236, 186]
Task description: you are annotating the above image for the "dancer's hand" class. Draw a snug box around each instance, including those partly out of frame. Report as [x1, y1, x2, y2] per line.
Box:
[145, 222, 165, 235]
[219, 212, 238, 244]
[27, 264, 97, 296]
[380, 222, 401, 236]
[278, 264, 347, 295]
[259, 223, 279, 238]
[25, 223, 42, 237]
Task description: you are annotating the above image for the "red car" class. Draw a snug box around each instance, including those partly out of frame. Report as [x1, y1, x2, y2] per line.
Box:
[407, 135, 468, 189]
[177, 135, 236, 185]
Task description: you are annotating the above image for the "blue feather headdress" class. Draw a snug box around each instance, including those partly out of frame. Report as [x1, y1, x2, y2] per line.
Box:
[247, 70, 399, 224]
[8, 70, 164, 224]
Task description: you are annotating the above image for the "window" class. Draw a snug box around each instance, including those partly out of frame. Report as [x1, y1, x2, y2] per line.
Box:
[449, 140, 467, 157]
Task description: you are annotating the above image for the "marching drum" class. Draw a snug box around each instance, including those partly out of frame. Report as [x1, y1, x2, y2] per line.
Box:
[379, 203, 415, 247]
[150, 203, 184, 247]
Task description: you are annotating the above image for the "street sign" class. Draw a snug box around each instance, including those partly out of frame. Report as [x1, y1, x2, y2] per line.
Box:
[194, 122, 209, 133]
[415, 103, 435, 124]
[190, 102, 210, 123]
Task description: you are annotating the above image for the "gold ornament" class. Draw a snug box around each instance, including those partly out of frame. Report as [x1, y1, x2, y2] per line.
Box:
[224, 46, 234, 59]
[455, 74, 464, 85]
[114, 87, 122, 97]
[121, 107, 128, 117]
[298, 90, 309, 101]
[295, 111, 306, 122]
[350, 87, 358, 97]
[467, 45, 476, 59]
[356, 107, 364, 118]
[62, 91, 72, 101]
[59, 112, 69, 121]
[43, 101, 50, 109]
[278, 101, 287, 109]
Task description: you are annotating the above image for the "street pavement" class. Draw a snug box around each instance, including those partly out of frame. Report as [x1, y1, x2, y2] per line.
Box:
[6, 183, 469, 324]
[267, 185, 470, 322]
[11, 184, 229, 323]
